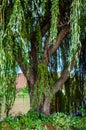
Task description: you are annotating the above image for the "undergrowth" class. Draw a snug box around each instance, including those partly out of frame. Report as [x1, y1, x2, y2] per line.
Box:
[0, 110, 86, 130]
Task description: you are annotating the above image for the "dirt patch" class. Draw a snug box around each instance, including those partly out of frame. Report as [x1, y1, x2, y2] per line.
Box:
[43, 123, 56, 130]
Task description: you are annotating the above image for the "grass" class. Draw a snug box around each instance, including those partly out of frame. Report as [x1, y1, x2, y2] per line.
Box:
[16, 87, 29, 98]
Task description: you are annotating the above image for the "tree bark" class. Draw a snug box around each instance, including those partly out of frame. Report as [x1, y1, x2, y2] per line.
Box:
[48, 25, 70, 57]
[53, 68, 69, 94]
[42, 26, 70, 115]
[28, 71, 36, 105]
[43, 97, 51, 115]
[28, 39, 38, 105]
[42, 68, 69, 115]
[44, 25, 70, 64]
[15, 23, 70, 115]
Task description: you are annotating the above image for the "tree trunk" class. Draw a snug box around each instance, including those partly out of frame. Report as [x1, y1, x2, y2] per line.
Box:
[26, 26, 70, 115]
[28, 71, 36, 105]
[27, 68, 69, 115]
[28, 75, 51, 115]
[43, 97, 51, 115]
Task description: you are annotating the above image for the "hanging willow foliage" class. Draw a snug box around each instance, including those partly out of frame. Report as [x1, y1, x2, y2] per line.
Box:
[0, 35, 16, 117]
[0, 0, 16, 117]
[4, 53, 16, 117]
[32, 62, 54, 108]
[0, 33, 16, 117]
[1, 0, 86, 115]
[50, 0, 59, 44]
[30, 0, 46, 17]
[69, 0, 82, 69]
[0, 0, 28, 117]
[35, 23, 42, 60]
[0, 44, 5, 118]
[4, 0, 30, 65]
[41, 0, 46, 16]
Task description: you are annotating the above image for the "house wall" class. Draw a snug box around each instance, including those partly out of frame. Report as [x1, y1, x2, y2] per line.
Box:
[16, 73, 27, 89]
[16, 71, 61, 89]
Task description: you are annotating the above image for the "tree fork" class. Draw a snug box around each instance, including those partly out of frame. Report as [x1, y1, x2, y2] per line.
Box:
[42, 26, 70, 115]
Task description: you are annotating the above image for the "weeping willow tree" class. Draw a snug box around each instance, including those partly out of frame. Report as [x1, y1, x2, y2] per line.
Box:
[0, 0, 86, 116]
[0, 0, 16, 117]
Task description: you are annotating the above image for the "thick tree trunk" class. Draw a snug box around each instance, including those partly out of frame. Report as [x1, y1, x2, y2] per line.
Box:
[28, 37, 38, 106]
[27, 68, 69, 115]
[43, 97, 51, 115]
[28, 71, 36, 105]
[20, 25, 70, 115]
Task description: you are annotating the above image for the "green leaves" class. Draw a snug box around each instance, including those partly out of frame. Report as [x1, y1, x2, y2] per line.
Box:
[1, 111, 86, 130]
[68, 0, 82, 70]
[35, 23, 42, 60]
[32, 62, 54, 108]
[50, 0, 59, 45]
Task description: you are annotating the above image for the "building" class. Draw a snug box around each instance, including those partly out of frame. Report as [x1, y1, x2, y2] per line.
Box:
[16, 73, 27, 89]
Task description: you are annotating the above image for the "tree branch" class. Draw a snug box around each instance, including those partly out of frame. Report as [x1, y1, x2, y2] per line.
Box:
[43, 25, 70, 64]
[48, 25, 70, 57]
[53, 68, 69, 94]
[52, 43, 82, 94]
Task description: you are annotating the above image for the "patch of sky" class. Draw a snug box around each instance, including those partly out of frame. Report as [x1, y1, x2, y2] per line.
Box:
[70, 68, 75, 75]
[16, 66, 22, 74]
[48, 48, 63, 72]
[57, 48, 63, 72]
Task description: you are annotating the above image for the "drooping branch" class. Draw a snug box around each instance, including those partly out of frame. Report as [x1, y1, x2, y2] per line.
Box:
[53, 0, 82, 95]
[44, 25, 70, 63]
[52, 41, 83, 95]
[48, 25, 70, 56]
[41, 21, 69, 37]
[53, 68, 69, 94]
[43, 25, 70, 92]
